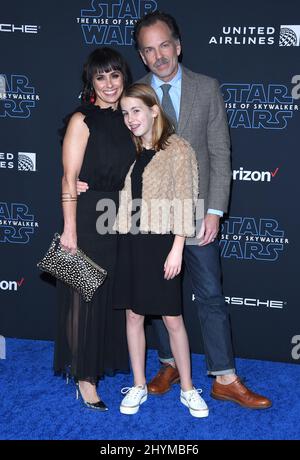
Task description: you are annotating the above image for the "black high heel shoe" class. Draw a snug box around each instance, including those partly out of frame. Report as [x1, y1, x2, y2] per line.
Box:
[76, 383, 108, 411]
[65, 365, 72, 385]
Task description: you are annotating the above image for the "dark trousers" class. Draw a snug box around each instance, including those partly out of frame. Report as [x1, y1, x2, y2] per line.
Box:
[151, 240, 235, 375]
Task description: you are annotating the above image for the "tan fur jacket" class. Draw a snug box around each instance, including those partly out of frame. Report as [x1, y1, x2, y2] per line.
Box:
[114, 134, 199, 237]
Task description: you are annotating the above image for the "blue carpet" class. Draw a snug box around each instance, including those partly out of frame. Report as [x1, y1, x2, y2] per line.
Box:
[0, 338, 299, 440]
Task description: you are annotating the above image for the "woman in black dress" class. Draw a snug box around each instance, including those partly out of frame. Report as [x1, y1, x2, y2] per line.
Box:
[114, 84, 209, 418]
[54, 48, 135, 410]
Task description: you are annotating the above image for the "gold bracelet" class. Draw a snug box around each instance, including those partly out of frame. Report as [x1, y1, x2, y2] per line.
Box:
[62, 193, 77, 202]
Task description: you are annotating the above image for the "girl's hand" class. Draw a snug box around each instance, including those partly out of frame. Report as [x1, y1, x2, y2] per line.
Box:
[164, 248, 182, 280]
[76, 179, 89, 195]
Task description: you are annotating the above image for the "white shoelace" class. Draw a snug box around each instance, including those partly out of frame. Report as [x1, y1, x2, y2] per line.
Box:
[121, 385, 145, 400]
[184, 388, 203, 402]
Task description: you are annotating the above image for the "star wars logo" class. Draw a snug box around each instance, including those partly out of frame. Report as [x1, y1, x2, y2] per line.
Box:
[221, 83, 298, 129]
[0, 203, 39, 244]
[220, 217, 289, 261]
[76, 0, 157, 45]
[0, 74, 40, 119]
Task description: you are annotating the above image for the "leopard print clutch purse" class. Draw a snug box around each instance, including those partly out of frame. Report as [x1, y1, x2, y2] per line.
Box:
[37, 233, 107, 302]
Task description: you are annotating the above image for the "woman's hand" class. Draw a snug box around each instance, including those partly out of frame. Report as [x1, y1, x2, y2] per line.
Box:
[60, 230, 77, 254]
[164, 248, 182, 280]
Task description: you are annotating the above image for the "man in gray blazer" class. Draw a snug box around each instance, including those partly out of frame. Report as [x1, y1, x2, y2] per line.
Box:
[135, 11, 271, 409]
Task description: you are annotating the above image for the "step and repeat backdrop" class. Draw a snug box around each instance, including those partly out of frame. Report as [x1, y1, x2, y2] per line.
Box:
[1, 0, 299, 364]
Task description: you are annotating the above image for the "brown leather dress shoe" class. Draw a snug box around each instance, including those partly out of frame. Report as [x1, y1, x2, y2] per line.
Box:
[211, 377, 272, 409]
[147, 365, 180, 395]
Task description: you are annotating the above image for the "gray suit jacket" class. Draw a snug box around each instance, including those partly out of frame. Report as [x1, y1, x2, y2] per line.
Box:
[138, 66, 232, 213]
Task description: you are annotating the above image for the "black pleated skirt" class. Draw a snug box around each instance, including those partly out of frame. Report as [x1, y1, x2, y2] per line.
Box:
[113, 232, 182, 316]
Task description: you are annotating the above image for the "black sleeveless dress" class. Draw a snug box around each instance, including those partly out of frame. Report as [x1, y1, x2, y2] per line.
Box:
[54, 104, 135, 383]
[113, 148, 182, 316]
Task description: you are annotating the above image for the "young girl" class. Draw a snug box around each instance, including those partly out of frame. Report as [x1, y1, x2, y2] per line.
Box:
[113, 83, 209, 418]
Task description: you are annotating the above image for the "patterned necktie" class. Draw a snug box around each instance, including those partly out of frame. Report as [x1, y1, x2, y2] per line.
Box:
[160, 84, 177, 131]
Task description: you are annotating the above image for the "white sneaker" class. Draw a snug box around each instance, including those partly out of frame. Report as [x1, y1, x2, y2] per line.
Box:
[180, 388, 209, 418]
[120, 385, 148, 415]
